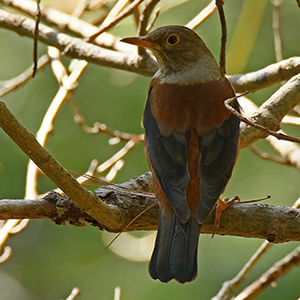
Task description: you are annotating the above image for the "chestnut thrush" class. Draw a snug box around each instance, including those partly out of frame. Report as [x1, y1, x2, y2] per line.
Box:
[121, 25, 240, 283]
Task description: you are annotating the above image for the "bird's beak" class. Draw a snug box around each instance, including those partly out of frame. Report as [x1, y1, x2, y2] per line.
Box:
[120, 36, 159, 50]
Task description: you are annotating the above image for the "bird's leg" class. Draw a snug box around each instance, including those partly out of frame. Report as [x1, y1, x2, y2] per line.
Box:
[212, 196, 240, 238]
[212, 195, 271, 237]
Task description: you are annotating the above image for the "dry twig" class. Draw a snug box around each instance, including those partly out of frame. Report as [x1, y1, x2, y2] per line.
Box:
[216, 0, 227, 75]
[87, 0, 145, 42]
[186, 0, 217, 29]
[0, 54, 50, 97]
[234, 246, 300, 300]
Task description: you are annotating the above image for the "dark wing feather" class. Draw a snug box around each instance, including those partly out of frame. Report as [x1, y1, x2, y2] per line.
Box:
[143, 91, 190, 223]
[197, 101, 240, 223]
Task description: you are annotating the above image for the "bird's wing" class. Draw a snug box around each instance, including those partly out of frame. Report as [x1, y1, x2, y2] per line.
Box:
[196, 100, 240, 223]
[143, 91, 190, 223]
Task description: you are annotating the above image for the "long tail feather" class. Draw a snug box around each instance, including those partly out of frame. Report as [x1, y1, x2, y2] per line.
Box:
[149, 210, 201, 283]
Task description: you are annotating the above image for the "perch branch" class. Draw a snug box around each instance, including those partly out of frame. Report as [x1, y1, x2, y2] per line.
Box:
[0, 180, 300, 241]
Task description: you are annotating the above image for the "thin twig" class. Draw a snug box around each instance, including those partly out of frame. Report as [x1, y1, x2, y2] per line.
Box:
[97, 140, 139, 173]
[234, 246, 300, 300]
[72, 0, 90, 18]
[212, 241, 272, 300]
[66, 287, 81, 300]
[2, 0, 131, 52]
[86, 0, 145, 42]
[271, 0, 283, 62]
[0, 246, 12, 263]
[249, 145, 292, 166]
[226, 95, 300, 143]
[88, 201, 158, 267]
[186, 0, 217, 30]
[32, 0, 41, 77]
[114, 287, 121, 300]
[68, 96, 144, 141]
[137, 0, 160, 57]
[0, 54, 50, 97]
[101, 0, 131, 28]
[138, 0, 160, 36]
[215, 0, 227, 75]
[228, 74, 300, 147]
[239, 96, 300, 170]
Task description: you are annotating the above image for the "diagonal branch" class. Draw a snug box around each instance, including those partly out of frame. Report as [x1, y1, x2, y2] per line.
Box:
[234, 246, 300, 299]
[239, 73, 300, 148]
[0, 100, 121, 230]
[1, 8, 300, 91]
[0, 9, 157, 76]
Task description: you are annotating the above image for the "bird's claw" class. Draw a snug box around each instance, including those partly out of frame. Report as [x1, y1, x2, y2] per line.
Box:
[211, 196, 240, 238]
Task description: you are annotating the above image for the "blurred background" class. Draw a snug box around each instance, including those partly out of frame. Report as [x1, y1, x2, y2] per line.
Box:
[0, 0, 299, 299]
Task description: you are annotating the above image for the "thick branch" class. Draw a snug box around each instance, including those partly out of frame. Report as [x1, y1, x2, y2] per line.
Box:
[0, 179, 300, 242]
[0, 9, 157, 76]
[239, 73, 300, 148]
[1, 0, 129, 51]
[0, 9, 299, 92]
[229, 56, 300, 92]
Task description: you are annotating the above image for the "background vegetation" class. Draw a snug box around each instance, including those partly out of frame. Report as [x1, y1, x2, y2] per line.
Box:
[0, 0, 299, 299]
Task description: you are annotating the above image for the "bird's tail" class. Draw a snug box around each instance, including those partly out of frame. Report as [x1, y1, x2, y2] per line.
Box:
[149, 210, 201, 283]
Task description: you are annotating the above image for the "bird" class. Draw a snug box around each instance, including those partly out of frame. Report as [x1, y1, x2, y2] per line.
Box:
[121, 25, 240, 284]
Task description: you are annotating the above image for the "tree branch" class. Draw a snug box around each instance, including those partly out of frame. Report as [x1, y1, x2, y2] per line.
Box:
[0, 9, 157, 76]
[229, 56, 300, 92]
[239, 73, 300, 148]
[0, 100, 121, 230]
[0, 8, 299, 91]
[235, 245, 300, 299]
[0, 177, 300, 242]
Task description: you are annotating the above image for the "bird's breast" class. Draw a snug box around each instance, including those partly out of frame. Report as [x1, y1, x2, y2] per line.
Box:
[149, 77, 235, 136]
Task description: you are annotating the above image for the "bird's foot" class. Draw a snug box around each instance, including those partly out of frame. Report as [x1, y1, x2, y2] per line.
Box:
[212, 196, 240, 238]
[211, 195, 271, 238]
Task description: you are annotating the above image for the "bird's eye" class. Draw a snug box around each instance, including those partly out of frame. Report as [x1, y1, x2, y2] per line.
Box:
[166, 34, 180, 46]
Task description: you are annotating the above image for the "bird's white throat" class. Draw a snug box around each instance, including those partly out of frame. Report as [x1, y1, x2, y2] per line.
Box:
[154, 57, 221, 85]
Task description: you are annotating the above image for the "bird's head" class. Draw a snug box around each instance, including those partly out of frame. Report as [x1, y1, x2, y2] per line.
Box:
[121, 25, 219, 76]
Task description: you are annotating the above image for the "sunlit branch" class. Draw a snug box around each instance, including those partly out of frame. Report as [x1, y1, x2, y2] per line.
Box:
[271, 0, 283, 62]
[87, 0, 146, 42]
[235, 246, 300, 299]
[0, 54, 50, 97]
[186, 0, 217, 30]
